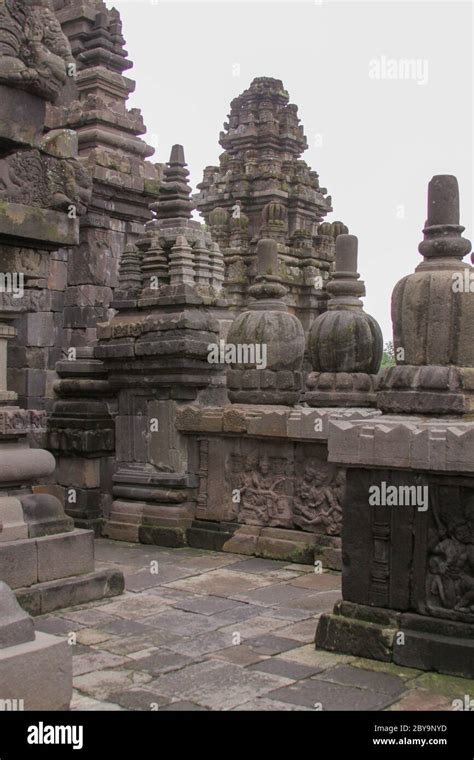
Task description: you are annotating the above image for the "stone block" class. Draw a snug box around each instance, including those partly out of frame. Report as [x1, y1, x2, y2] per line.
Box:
[0, 497, 28, 542]
[0, 632, 72, 710]
[393, 628, 474, 679]
[103, 501, 145, 543]
[223, 525, 260, 555]
[36, 530, 95, 583]
[19, 313, 55, 348]
[315, 612, 395, 662]
[0, 582, 35, 648]
[40, 129, 78, 159]
[36, 570, 124, 615]
[0, 444, 55, 483]
[0, 539, 37, 589]
[0, 202, 79, 248]
[47, 259, 68, 291]
[55, 458, 101, 488]
[0, 86, 45, 149]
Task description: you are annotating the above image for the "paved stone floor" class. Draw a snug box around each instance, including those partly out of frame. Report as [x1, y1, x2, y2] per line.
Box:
[34, 540, 472, 711]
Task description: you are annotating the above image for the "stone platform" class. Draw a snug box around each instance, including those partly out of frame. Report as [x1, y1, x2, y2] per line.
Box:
[0, 529, 124, 615]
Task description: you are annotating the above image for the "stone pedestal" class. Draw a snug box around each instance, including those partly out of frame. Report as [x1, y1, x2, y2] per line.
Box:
[316, 176, 474, 679]
[0, 582, 72, 710]
[316, 414, 474, 678]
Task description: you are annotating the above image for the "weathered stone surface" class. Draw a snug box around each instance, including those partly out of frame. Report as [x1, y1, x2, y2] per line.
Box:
[0, 497, 28, 542]
[19, 493, 74, 537]
[0, 581, 34, 648]
[16, 569, 125, 616]
[195, 77, 337, 333]
[0, 201, 79, 247]
[0, 538, 37, 589]
[0, 631, 72, 710]
[0, 86, 45, 148]
[36, 530, 95, 582]
[317, 178, 474, 680]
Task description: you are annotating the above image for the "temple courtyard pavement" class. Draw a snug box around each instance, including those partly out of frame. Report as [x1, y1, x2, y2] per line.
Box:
[32, 540, 471, 712]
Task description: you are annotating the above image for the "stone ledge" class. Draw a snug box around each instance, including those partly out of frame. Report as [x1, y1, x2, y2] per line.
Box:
[176, 404, 380, 442]
[316, 601, 474, 679]
[0, 529, 95, 589]
[0, 202, 79, 248]
[15, 569, 124, 616]
[328, 415, 474, 472]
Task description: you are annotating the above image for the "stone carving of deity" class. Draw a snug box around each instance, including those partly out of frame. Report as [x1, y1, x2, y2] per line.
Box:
[294, 463, 343, 535]
[426, 503, 474, 615]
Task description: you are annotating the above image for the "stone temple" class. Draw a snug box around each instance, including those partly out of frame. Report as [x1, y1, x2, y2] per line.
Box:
[0, 0, 472, 713]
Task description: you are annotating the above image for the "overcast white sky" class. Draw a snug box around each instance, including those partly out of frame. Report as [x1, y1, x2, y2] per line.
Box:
[112, 0, 473, 343]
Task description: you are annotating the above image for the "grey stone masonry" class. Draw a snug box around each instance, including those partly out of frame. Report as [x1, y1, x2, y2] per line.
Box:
[317, 176, 474, 680]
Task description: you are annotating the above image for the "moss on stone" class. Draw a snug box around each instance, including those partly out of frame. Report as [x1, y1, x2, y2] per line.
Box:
[411, 672, 474, 700]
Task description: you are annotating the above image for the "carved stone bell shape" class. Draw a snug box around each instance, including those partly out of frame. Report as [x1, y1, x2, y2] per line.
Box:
[378, 175, 473, 414]
[304, 234, 383, 407]
[226, 238, 305, 405]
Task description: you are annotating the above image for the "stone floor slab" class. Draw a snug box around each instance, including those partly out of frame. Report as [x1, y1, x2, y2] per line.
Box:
[172, 596, 241, 616]
[231, 584, 315, 607]
[247, 634, 300, 656]
[314, 665, 406, 696]
[74, 667, 152, 700]
[209, 645, 268, 667]
[107, 688, 171, 711]
[147, 660, 291, 710]
[144, 609, 226, 637]
[164, 568, 276, 596]
[166, 630, 236, 658]
[124, 648, 196, 676]
[248, 658, 324, 681]
[267, 679, 396, 711]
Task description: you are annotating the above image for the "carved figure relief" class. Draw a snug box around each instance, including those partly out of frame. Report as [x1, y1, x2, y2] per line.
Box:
[426, 491, 474, 618]
[0, 149, 91, 213]
[227, 452, 292, 528]
[0, 0, 73, 101]
[224, 449, 343, 533]
[294, 463, 344, 535]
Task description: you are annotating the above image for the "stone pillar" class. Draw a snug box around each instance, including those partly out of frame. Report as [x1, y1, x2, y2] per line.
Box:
[316, 176, 474, 679]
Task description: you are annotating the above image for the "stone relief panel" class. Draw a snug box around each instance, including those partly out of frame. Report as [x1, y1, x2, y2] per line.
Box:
[425, 486, 474, 621]
[196, 436, 345, 535]
[0, 149, 91, 213]
[294, 462, 344, 536]
[0, 0, 74, 102]
[226, 451, 293, 528]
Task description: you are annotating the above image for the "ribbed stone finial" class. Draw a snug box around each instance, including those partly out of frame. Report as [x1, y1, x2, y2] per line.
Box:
[304, 233, 383, 406]
[379, 174, 474, 415]
[226, 236, 305, 405]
